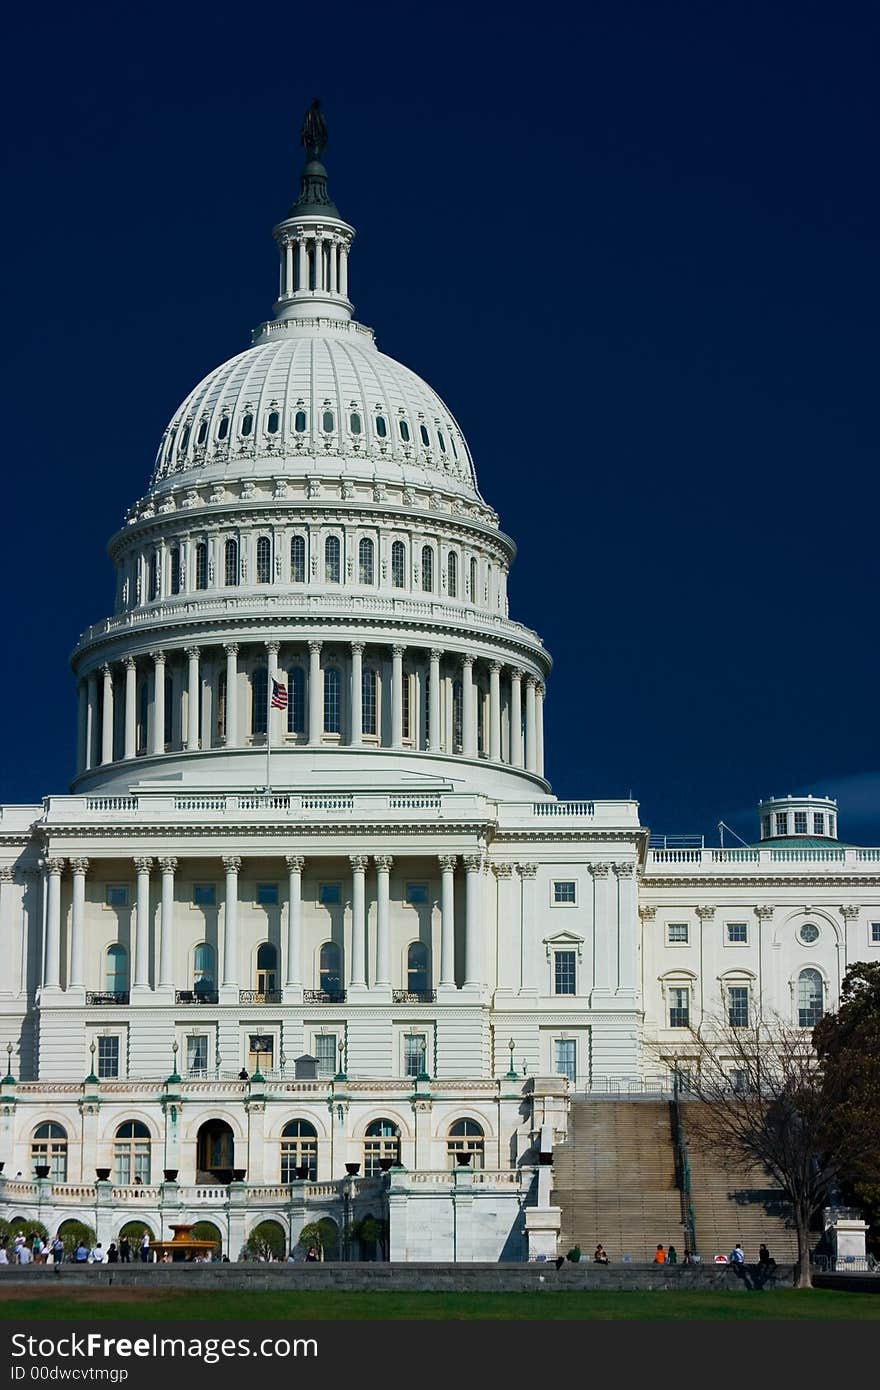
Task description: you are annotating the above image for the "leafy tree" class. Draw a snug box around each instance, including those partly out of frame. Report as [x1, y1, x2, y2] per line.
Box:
[245, 1220, 285, 1261]
[297, 1218, 339, 1261]
[190, 1222, 223, 1257]
[350, 1214, 387, 1260]
[0, 1216, 50, 1246]
[56, 1219, 97, 1259]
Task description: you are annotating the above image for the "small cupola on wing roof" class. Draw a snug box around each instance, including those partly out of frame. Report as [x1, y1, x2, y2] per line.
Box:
[757, 794, 839, 844]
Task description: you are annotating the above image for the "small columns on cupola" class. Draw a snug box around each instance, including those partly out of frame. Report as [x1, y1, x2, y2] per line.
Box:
[271, 99, 355, 324]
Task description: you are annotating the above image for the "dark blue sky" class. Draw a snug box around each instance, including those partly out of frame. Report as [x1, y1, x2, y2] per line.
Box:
[2, 1, 878, 843]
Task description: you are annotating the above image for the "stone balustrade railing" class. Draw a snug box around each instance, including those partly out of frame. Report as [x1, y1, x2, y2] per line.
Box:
[647, 846, 880, 871]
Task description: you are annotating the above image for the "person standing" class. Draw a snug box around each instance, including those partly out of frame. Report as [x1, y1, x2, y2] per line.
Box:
[106, 1243, 119, 1264]
[51, 1235, 64, 1265]
[667, 1244, 678, 1265]
[728, 1243, 745, 1266]
[139, 1232, 150, 1263]
[118, 1235, 131, 1264]
[653, 1244, 666, 1264]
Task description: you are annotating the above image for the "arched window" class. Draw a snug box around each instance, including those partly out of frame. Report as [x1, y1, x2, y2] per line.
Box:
[105, 944, 129, 997]
[281, 1120, 318, 1182]
[419, 424, 430, 447]
[391, 540, 405, 589]
[225, 538, 239, 587]
[453, 681, 463, 751]
[364, 1119, 400, 1176]
[437, 429, 446, 453]
[350, 412, 362, 435]
[197, 418, 208, 446]
[195, 543, 208, 590]
[375, 415, 387, 438]
[216, 669, 227, 742]
[32, 1122, 67, 1182]
[447, 551, 457, 597]
[170, 547, 181, 595]
[290, 535, 306, 583]
[252, 667, 268, 736]
[421, 546, 434, 593]
[294, 410, 307, 433]
[288, 668, 305, 734]
[798, 968, 824, 1027]
[114, 1121, 151, 1186]
[217, 415, 230, 441]
[148, 552, 158, 602]
[193, 943, 216, 999]
[319, 941, 342, 998]
[324, 667, 341, 734]
[325, 535, 341, 583]
[362, 668, 378, 736]
[256, 942, 278, 995]
[447, 1119, 484, 1170]
[407, 942, 429, 994]
[179, 424, 191, 454]
[399, 419, 410, 442]
[240, 412, 253, 438]
[359, 537, 374, 585]
[256, 536, 272, 584]
[266, 410, 280, 434]
[322, 410, 335, 432]
[469, 557, 477, 601]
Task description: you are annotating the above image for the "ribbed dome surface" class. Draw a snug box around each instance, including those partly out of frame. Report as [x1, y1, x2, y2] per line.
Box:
[151, 323, 479, 499]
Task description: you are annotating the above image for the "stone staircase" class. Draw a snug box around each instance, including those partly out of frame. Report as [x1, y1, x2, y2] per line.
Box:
[552, 1098, 686, 1263]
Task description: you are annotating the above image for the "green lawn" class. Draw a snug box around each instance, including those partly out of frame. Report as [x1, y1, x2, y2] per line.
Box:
[0, 1290, 877, 1320]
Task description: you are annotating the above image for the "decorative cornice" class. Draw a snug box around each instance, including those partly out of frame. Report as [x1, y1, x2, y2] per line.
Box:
[640, 875, 880, 889]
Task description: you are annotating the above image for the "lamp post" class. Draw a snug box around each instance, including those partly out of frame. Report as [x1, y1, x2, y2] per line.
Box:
[85, 1040, 98, 1085]
[506, 1037, 517, 1079]
[168, 1040, 181, 1085]
[335, 1037, 347, 1081]
[3, 1041, 13, 1083]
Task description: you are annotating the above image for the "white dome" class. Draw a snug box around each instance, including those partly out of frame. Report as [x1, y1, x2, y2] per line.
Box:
[150, 321, 480, 501]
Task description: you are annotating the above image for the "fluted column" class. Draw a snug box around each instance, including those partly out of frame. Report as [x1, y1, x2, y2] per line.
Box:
[123, 658, 137, 760]
[590, 862, 613, 997]
[285, 855, 304, 993]
[221, 855, 241, 995]
[224, 643, 239, 747]
[517, 862, 538, 995]
[329, 237, 338, 293]
[429, 649, 442, 753]
[0, 868, 16, 998]
[86, 673, 99, 770]
[349, 855, 368, 989]
[313, 234, 324, 291]
[349, 642, 363, 747]
[150, 651, 166, 756]
[76, 681, 88, 775]
[391, 645, 405, 748]
[535, 682, 545, 777]
[101, 664, 114, 764]
[463, 853, 483, 988]
[158, 857, 177, 990]
[614, 862, 637, 997]
[492, 863, 516, 994]
[43, 858, 65, 991]
[524, 677, 538, 774]
[509, 669, 523, 768]
[186, 647, 200, 751]
[489, 662, 501, 762]
[284, 238, 293, 295]
[133, 857, 153, 991]
[339, 243, 349, 297]
[297, 237, 308, 291]
[308, 641, 323, 746]
[69, 857, 89, 991]
[461, 656, 476, 758]
[438, 854, 457, 988]
[374, 855, 393, 987]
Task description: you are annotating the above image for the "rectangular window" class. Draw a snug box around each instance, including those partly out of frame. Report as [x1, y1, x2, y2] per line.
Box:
[667, 923, 688, 944]
[404, 1033, 427, 1077]
[193, 883, 216, 907]
[256, 882, 278, 906]
[315, 1034, 337, 1077]
[97, 1036, 119, 1078]
[186, 1035, 208, 1075]
[728, 986, 750, 1028]
[761, 816, 771, 839]
[871, 923, 880, 944]
[794, 811, 808, 834]
[554, 1038, 577, 1083]
[813, 813, 825, 835]
[730, 1068, 748, 1094]
[553, 881, 576, 905]
[105, 885, 128, 907]
[406, 883, 429, 905]
[775, 812, 788, 835]
[669, 987, 690, 1028]
[319, 882, 341, 906]
[247, 1034, 274, 1073]
[554, 950, 576, 995]
[726, 922, 748, 944]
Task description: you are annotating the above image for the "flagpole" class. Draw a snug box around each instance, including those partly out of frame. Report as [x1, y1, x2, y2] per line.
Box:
[266, 645, 277, 796]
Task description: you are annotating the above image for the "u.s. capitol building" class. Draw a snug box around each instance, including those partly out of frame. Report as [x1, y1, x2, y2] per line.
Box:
[1, 107, 877, 1262]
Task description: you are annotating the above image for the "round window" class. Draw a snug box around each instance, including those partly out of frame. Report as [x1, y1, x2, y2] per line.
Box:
[799, 923, 819, 945]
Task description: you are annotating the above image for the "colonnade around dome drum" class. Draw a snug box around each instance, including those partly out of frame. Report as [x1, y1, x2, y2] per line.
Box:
[75, 640, 546, 776]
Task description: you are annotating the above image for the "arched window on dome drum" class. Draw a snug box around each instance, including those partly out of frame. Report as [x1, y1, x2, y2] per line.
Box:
[32, 1122, 68, 1183]
[170, 547, 181, 595]
[114, 1121, 150, 1186]
[420, 424, 430, 447]
[196, 418, 208, 446]
[193, 943, 216, 998]
[476, 684, 485, 756]
[362, 668, 377, 737]
[349, 412, 362, 435]
[359, 537, 374, 585]
[240, 413, 253, 438]
[215, 669, 226, 742]
[450, 434, 459, 460]
[399, 419, 410, 443]
[322, 410, 335, 433]
[391, 540, 406, 589]
[453, 681, 463, 751]
[421, 546, 434, 593]
[375, 415, 387, 438]
[225, 539, 239, 587]
[447, 1120, 484, 1170]
[266, 410, 280, 435]
[469, 557, 477, 602]
[294, 410, 307, 433]
[325, 535, 341, 584]
[447, 552, 458, 598]
[798, 968, 824, 1028]
[407, 942, 429, 994]
[148, 552, 158, 602]
[364, 1120, 400, 1176]
[324, 667, 341, 734]
[138, 682, 148, 754]
[287, 668, 305, 734]
[195, 543, 208, 591]
[217, 415, 230, 441]
[290, 534, 306, 583]
[281, 1120, 318, 1182]
[438, 430, 446, 453]
[164, 672, 173, 748]
[252, 668, 268, 737]
[319, 941, 342, 997]
[105, 944, 129, 997]
[402, 673, 411, 741]
[256, 536, 272, 584]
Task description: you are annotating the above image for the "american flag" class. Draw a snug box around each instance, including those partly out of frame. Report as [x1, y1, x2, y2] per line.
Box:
[270, 678, 288, 710]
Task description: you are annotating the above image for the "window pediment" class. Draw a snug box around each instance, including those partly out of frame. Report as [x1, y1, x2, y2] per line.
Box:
[544, 930, 585, 962]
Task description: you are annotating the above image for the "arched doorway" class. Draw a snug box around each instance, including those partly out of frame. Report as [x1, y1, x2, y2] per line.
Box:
[196, 1119, 235, 1183]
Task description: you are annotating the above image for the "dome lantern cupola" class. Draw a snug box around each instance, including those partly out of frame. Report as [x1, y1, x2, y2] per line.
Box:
[758, 794, 839, 843]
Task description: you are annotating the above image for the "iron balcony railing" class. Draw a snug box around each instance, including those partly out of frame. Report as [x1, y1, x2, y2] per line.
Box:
[238, 990, 283, 1005]
[175, 990, 220, 1005]
[303, 990, 346, 1004]
[85, 991, 130, 1006]
[391, 990, 437, 1004]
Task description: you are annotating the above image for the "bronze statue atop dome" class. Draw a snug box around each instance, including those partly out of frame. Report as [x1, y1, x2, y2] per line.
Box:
[301, 99, 328, 161]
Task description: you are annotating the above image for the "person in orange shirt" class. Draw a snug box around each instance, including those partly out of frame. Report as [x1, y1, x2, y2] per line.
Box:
[653, 1244, 666, 1264]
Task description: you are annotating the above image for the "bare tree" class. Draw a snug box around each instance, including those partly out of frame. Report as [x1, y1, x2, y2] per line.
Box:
[650, 1012, 842, 1288]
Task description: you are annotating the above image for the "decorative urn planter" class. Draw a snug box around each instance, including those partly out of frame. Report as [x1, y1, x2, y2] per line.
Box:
[295, 1165, 310, 1180]
[34, 1165, 51, 1179]
[95, 1168, 111, 1181]
[344, 1163, 361, 1176]
[163, 1169, 179, 1183]
[232, 1169, 247, 1182]
[378, 1157, 395, 1172]
[455, 1152, 472, 1166]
